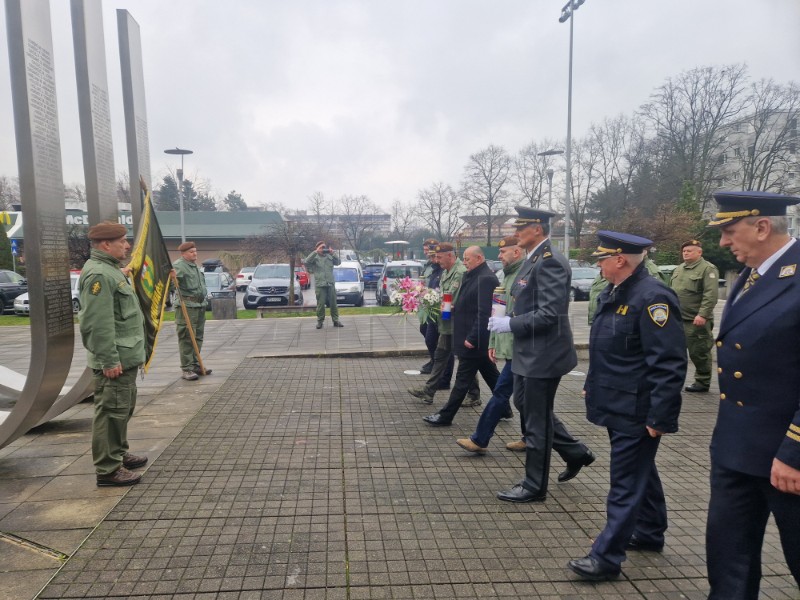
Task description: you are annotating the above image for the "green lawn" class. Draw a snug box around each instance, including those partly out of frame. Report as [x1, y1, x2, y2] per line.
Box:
[0, 305, 398, 327]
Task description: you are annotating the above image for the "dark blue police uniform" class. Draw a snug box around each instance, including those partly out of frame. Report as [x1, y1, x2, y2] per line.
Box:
[705, 191, 800, 599]
[570, 232, 686, 580]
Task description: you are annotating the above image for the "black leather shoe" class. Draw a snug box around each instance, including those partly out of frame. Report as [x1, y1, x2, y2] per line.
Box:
[422, 413, 452, 427]
[626, 535, 664, 552]
[333, 321, 344, 327]
[496, 484, 546, 503]
[437, 385, 451, 391]
[499, 409, 514, 421]
[567, 556, 620, 581]
[316, 322, 323, 329]
[420, 365, 433, 374]
[685, 383, 709, 393]
[558, 450, 596, 483]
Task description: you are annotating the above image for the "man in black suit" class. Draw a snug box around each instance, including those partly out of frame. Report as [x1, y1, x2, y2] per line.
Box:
[489, 206, 594, 503]
[705, 191, 800, 599]
[567, 231, 686, 582]
[422, 246, 499, 426]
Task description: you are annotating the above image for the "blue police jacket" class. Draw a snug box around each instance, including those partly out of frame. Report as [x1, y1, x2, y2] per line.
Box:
[585, 263, 686, 436]
[712, 239, 800, 477]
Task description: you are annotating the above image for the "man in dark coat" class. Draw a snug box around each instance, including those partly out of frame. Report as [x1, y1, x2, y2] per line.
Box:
[422, 246, 499, 426]
[568, 231, 686, 582]
[489, 207, 595, 503]
[704, 191, 800, 599]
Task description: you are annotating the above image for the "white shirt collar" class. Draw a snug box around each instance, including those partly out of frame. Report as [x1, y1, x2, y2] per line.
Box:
[526, 238, 548, 260]
[756, 237, 796, 276]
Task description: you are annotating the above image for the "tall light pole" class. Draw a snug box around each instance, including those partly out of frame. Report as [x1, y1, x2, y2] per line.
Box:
[537, 149, 564, 212]
[559, 0, 587, 257]
[164, 147, 193, 242]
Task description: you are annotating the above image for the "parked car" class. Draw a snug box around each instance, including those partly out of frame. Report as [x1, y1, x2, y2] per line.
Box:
[294, 265, 310, 289]
[333, 262, 364, 306]
[202, 258, 228, 273]
[244, 263, 303, 309]
[203, 271, 236, 311]
[235, 266, 256, 291]
[376, 260, 424, 306]
[14, 272, 79, 315]
[570, 266, 600, 301]
[485, 259, 503, 276]
[0, 269, 27, 313]
[362, 263, 384, 289]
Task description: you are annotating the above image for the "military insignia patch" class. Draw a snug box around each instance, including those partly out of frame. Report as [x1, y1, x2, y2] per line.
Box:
[709, 272, 716, 279]
[647, 303, 669, 327]
[516, 279, 527, 289]
[91, 281, 102, 295]
[532, 255, 539, 263]
[543, 251, 552, 258]
[778, 264, 797, 278]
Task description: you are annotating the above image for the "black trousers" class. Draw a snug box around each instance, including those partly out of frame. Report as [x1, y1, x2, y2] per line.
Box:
[706, 461, 800, 599]
[437, 353, 500, 423]
[513, 375, 587, 495]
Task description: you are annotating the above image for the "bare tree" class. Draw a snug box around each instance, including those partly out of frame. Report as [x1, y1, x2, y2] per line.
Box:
[416, 182, 463, 241]
[116, 172, 131, 205]
[639, 64, 749, 212]
[390, 199, 418, 239]
[513, 139, 562, 208]
[0, 176, 20, 210]
[731, 79, 800, 193]
[65, 183, 86, 203]
[461, 144, 513, 245]
[565, 136, 600, 248]
[307, 191, 334, 232]
[337, 194, 381, 253]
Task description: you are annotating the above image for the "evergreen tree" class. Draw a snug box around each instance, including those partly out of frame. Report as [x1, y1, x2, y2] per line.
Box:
[0, 223, 13, 270]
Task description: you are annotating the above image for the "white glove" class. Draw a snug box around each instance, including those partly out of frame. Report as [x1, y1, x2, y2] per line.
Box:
[488, 315, 511, 333]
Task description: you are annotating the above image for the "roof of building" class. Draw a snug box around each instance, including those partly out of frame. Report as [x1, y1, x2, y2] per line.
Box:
[154, 210, 284, 239]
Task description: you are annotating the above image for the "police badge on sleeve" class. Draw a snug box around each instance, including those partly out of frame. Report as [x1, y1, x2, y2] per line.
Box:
[647, 303, 669, 327]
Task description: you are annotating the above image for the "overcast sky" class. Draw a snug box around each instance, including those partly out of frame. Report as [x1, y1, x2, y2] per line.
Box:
[1, 0, 798, 211]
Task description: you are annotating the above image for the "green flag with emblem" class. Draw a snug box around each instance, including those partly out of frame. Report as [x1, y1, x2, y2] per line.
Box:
[128, 181, 173, 371]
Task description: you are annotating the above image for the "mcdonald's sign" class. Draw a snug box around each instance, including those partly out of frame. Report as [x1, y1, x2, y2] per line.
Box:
[0, 211, 11, 225]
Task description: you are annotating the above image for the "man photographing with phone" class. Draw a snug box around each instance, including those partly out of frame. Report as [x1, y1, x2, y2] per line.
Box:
[305, 241, 343, 329]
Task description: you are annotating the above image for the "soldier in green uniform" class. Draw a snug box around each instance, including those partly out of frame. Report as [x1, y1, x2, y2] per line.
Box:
[408, 242, 479, 405]
[173, 241, 210, 381]
[79, 222, 148, 487]
[305, 241, 342, 329]
[670, 239, 719, 392]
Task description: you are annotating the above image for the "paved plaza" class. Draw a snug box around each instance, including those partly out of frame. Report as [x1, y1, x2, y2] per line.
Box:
[1, 305, 797, 599]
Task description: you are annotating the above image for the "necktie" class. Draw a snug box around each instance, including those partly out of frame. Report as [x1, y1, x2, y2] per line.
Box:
[736, 269, 760, 302]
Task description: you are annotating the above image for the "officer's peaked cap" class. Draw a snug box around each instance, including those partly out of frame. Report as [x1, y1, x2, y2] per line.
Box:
[512, 206, 555, 228]
[708, 190, 800, 227]
[591, 231, 653, 258]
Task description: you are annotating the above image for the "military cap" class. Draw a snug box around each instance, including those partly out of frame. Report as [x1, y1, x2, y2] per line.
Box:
[315, 240, 326, 248]
[423, 238, 439, 247]
[435, 242, 455, 253]
[178, 241, 196, 252]
[498, 236, 520, 248]
[591, 230, 654, 258]
[681, 239, 702, 250]
[87, 221, 127, 241]
[708, 190, 800, 227]
[512, 205, 555, 228]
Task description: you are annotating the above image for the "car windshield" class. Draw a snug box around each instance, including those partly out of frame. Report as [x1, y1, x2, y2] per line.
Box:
[204, 273, 221, 288]
[572, 267, 599, 279]
[385, 266, 422, 279]
[253, 265, 290, 279]
[240, 267, 255, 274]
[334, 268, 359, 283]
[365, 265, 383, 274]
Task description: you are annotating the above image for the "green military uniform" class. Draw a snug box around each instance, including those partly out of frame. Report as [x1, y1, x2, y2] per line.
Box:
[488, 257, 523, 359]
[418, 259, 437, 326]
[79, 249, 146, 475]
[305, 250, 341, 324]
[436, 258, 466, 335]
[174, 257, 208, 373]
[645, 258, 669, 284]
[670, 257, 719, 389]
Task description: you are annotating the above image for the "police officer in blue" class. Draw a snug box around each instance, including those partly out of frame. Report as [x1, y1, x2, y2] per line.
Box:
[568, 231, 686, 582]
[705, 191, 800, 599]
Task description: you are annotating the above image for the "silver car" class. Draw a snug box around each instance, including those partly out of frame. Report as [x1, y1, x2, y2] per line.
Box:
[243, 264, 303, 309]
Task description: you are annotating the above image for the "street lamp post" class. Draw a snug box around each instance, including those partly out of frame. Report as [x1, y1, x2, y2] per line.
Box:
[537, 149, 564, 212]
[164, 147, 194, 242]
[559, 0, 587, 257]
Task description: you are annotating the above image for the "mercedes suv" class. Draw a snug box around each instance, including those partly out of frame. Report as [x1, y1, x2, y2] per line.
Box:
[243, 263, 303, 309]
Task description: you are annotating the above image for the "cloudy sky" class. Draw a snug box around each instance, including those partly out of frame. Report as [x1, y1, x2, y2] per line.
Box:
[1, 0, 798, 211]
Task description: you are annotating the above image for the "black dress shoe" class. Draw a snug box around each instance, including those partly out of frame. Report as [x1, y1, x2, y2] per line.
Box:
[420, 365, 433, 374]
[496, 484, 546, 503]
[422, 413, 452, 427]
[684, 383, 709, 393]
[499, 409, 514, 421]
[626, 535, 664, 552]
[567, 556, 620, 581]
[558, 449, 596, 483]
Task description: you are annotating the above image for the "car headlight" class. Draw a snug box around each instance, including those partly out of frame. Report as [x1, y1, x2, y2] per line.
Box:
[247, 284, 257, 294]
[349, 285, 359, 293]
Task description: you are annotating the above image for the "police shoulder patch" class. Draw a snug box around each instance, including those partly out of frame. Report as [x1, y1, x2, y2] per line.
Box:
[647, 303, 669, 327]
[90, 281, 102, 295]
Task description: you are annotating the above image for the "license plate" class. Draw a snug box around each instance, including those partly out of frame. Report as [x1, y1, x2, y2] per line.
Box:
[336, 296, 346, 301]
[265, 297, 281, 303]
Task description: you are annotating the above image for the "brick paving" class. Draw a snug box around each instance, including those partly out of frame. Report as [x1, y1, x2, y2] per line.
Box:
[36, 353, 797, 599]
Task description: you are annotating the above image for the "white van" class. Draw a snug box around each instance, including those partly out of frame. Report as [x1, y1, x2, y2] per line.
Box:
[333, 261, 364, 306]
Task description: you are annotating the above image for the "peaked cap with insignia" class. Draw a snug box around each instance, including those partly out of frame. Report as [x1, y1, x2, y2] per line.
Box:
[512, 206, 555, 229]
[591, 230, 653, 258]
[707, 190, 800, 227]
